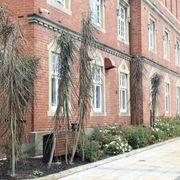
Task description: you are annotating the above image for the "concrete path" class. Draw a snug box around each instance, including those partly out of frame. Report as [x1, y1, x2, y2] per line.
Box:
[61, 139, 180, 180]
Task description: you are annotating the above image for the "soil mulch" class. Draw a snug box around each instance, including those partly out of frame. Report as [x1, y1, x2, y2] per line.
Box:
[0, 157, 87, 179]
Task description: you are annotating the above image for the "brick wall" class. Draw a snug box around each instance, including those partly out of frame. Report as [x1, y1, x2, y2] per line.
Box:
[130, 0, 179, 124]
[0, 0, 179, 149]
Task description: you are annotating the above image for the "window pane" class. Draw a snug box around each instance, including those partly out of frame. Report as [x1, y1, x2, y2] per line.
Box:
[51, 53, 59, 108]
[51, 78, 57, 106]
[149, 19, 155, 50]
[93, 65, 101, 82]
[52, 54, 59, 75]
[120, 73, 127, 87]
[92, 0, 102, 25]
[92, 64, 103, 112]
[55, 0, 65, 6]
[165, 83, 170, 113]
[96, 85, 101, 108]
[119, 5, 126, 39]
[120, 73, 127, 112]
[122, 90, 125, 109]
[120, 89, 127, 112]
[164, 31, 168, 58]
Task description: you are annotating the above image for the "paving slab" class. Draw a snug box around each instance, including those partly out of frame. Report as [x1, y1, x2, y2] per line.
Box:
[60, 139, 180, 180]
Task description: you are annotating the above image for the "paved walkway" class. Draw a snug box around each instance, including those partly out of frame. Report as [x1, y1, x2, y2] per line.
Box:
[61, 139, 180, 180]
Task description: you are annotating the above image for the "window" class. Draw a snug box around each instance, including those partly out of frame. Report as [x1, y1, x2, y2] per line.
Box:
[54, 0, 65, 6]
[118, 5, 127, 40]
[118, 1, 130, 42]
[149, 18, 156, 51]
[177, 87, 180, 115]
[165, 83, 170, 114]
[120, 73, 128, 112]
[175, 40, 180, 66]
[163, 31, 169, 59]
[92, 65, 103, 112]
[91, 0, 103, 27]
[47, 0, 71, 14]
[51, 53, 59, 109]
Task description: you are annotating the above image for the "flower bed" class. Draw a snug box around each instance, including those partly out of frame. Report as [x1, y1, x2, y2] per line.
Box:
[1, 118, 180, 178]
[83, 118, 180, 162]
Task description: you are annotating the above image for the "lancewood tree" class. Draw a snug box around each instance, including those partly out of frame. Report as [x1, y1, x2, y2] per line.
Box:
[150, 73, 161, 127]
[70, 14, 96, 164]
[48, 13, 96, 166]
[0, 7, 39, 177]
[48, 31, 76, 167]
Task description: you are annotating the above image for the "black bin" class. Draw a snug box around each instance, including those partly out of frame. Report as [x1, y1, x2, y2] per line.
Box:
[43, 133, 53, 163]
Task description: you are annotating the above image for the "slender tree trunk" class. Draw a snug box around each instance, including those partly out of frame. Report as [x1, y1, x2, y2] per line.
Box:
[70, 124, 82, 164]
[11, 114, 15, 177]
[47, 132, 56, 168]
[81, 130, 85, 162]
[65, 119, 68, 164]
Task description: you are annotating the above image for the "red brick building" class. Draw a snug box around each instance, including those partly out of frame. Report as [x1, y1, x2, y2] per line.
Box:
[0, 0, 179, 155]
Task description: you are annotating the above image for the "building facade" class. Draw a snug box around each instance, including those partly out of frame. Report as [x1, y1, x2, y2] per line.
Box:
[0, 0, 179, 154]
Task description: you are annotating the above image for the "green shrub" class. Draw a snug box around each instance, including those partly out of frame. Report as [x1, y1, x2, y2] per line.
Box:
[151, 128, 166, 142]
[99, 125, 122, 136]
[174, 125, 180, 137]
[88, 118, 180, 161]
[122, 126, 153, 149]
[90, 125, 123, 147]
[104, 136, 131, 155]
[170, 119, 180, 137]
[154, 120, 175, 137]
[90, 127, 102, 142]
[169, 119, 180, 137]
[84, 139, 102, 162]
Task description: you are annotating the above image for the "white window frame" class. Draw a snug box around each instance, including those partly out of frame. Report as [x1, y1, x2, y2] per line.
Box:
[47, 0, 71, 15]
[119, 5, 126, 40]
[149, 18, 156, 52]
[51, 53, 59, 111]
[120, 73, 128, 113]
[165, 83, 170, 114]
[90, 0, 104, 29]
[117, 1, 130, 43]
[163, 30, 169, 59]
[175, 40, 180, 66]
[177, 86, 180, 115]
[118, 61, 130, 116]
[92, 65, 103, 112]
[55, 0, 65, 6]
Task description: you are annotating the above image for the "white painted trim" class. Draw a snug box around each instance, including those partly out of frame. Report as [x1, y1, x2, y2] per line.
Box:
[164, 78, 171, 116]
[91, 51, 106, 116]
[47, 0, 72, 15]
[118, 60, 130, 116]
[90, 0, 106, 32]
[163, 28, 170, 61]
[148, 14, 157, 53]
